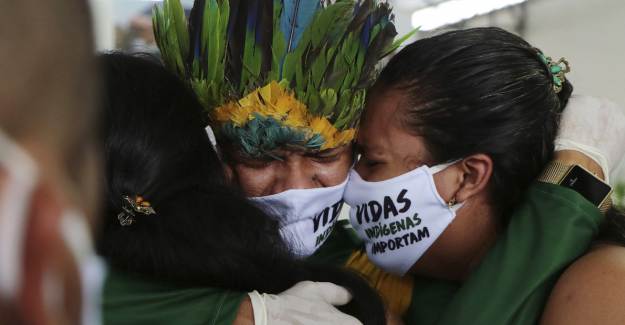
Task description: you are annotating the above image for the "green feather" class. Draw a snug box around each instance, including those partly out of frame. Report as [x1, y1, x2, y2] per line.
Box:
[155, 0, 401, 156]
[383, 27, 419, 57]
[269, 1, 286, 81]
[153, 0, 189, 77]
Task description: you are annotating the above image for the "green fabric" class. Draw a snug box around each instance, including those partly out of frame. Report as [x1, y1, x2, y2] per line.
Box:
[103, 269, 246, 325]
[403, 182, 604, 325]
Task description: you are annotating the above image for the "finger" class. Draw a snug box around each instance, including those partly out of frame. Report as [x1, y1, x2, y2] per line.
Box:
[311, 282, 353, 306]
[280, 280, 315, 296]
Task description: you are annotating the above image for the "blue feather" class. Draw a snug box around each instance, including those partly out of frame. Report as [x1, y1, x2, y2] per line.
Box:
[280, 0, 320, 52]
[361, 12, 372, 46]
[247, 0, 259, 34]
[188, 0, 206, 61]
[194, 32, 202, 59]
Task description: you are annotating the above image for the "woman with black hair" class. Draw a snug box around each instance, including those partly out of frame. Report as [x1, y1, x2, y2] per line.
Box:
[96, 53, 387, 325]
[343, 27, 625, 324]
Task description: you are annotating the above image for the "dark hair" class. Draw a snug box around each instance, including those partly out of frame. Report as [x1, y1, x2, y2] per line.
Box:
[597, 207, 625, 246]
[95, 53, 385, 324]
[374, 27, 572, 216]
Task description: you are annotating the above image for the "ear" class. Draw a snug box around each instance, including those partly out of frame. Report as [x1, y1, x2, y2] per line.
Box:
[454, 153, 493, 202]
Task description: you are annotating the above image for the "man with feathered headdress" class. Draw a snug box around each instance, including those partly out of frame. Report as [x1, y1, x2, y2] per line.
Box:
[154, 0, 416, 321]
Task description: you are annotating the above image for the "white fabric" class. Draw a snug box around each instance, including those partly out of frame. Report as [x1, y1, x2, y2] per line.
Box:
[59, 210, 105, 325]
[344, 163, 462, 275]
[0, 129, 38, 298]
[205, 125, 218, 148]
[248, 281, 361, 325]
[251, 178, 348, 257]
[556, 94, 625, 183]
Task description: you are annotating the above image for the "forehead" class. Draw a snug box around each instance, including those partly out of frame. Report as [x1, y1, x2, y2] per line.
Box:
[228, 143, 351, 160]
[358, 88, 432, 162]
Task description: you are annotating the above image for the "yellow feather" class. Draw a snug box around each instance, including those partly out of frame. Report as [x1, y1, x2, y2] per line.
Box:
[213, 81, 355, 150]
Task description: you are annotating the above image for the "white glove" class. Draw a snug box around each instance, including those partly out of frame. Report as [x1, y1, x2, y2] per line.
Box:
[247, 281, 362, 325]
[555, 94, 625, 183]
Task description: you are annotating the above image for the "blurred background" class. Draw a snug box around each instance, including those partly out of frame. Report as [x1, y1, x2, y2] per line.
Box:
[90, 0, 625, 204]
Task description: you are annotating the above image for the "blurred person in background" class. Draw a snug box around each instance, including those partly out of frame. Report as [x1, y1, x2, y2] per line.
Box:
[116, 7, 162, 55]
[0, 0, 102, 324]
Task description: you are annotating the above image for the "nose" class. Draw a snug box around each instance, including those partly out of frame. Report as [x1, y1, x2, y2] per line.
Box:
[271, 155, 319, 193]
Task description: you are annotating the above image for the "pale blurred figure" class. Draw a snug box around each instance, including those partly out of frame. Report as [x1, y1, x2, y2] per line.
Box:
[0, 0, 101, 324]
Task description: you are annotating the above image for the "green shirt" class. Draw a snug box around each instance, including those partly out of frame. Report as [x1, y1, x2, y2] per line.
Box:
[403, 182, 603, 325]
[103, 271, 245, 325]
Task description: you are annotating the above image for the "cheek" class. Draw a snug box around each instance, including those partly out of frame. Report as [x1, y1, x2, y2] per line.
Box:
[231, 165, 276, 197]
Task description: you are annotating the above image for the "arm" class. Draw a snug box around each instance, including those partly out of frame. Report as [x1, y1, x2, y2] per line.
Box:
[553, 150, 604, 180]
[541, 245, 625, 325]
[233, 297, 255, 325]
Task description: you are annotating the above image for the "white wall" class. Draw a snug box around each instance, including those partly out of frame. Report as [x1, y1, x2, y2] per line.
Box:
[90, 0, 115, 50]
[392, 0, 625, 181]
[524, 0, 625, 108]
[524, 0, 625, 181]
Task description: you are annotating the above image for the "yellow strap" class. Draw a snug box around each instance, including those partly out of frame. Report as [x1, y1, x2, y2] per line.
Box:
[344, 250, 414, 315]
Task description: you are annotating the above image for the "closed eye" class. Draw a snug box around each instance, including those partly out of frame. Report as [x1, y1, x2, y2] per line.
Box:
[307, 148, 345, 164]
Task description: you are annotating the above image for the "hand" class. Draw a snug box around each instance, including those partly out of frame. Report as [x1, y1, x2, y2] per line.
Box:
[248, 281, 362, 325]
[556, 95, 625, 183]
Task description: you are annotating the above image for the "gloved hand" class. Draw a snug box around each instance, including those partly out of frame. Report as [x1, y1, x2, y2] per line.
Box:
[248, 281, 362, 325]
[555, 94, 625, 183]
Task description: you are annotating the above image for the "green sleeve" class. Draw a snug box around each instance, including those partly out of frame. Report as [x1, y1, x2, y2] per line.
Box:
[103, 269, 246, 325]
[404, 182, 604, 325]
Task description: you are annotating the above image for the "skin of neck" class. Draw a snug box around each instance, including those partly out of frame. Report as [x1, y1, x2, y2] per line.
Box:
[409, 192, 502, 282]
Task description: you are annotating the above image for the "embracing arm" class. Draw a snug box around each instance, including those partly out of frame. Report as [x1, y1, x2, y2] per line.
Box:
[233, 297, 255, 325]
[541, 245, 625, 325]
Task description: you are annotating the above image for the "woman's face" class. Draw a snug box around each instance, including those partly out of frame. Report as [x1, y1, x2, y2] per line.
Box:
[355, 88, 497, 279]
[355, 88, 435, 181]
[225, 145, 353, 197]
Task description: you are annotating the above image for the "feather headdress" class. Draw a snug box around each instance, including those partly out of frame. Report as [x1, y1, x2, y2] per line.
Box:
[154, 0, 412, 156]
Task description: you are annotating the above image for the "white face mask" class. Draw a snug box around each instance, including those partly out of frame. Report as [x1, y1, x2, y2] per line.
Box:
[0, 129, 104, 324]
[251, 178, 348, 258]
[343, 162, 463, 275]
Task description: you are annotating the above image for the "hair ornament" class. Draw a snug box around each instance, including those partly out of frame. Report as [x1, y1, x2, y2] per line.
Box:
[117, 195, 156, 226]
[537, 51, 571, 94]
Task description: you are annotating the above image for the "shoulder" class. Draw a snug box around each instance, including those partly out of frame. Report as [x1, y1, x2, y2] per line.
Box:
[541, 244, 625, 325]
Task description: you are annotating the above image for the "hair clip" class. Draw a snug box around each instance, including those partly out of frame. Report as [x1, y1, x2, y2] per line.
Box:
[537, 52, 571, 94]
[117, 195, 156, 226]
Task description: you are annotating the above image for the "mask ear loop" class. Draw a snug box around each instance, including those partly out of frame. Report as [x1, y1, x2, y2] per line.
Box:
[429, 159, 465, 211]
[429, 159, 463, 174]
